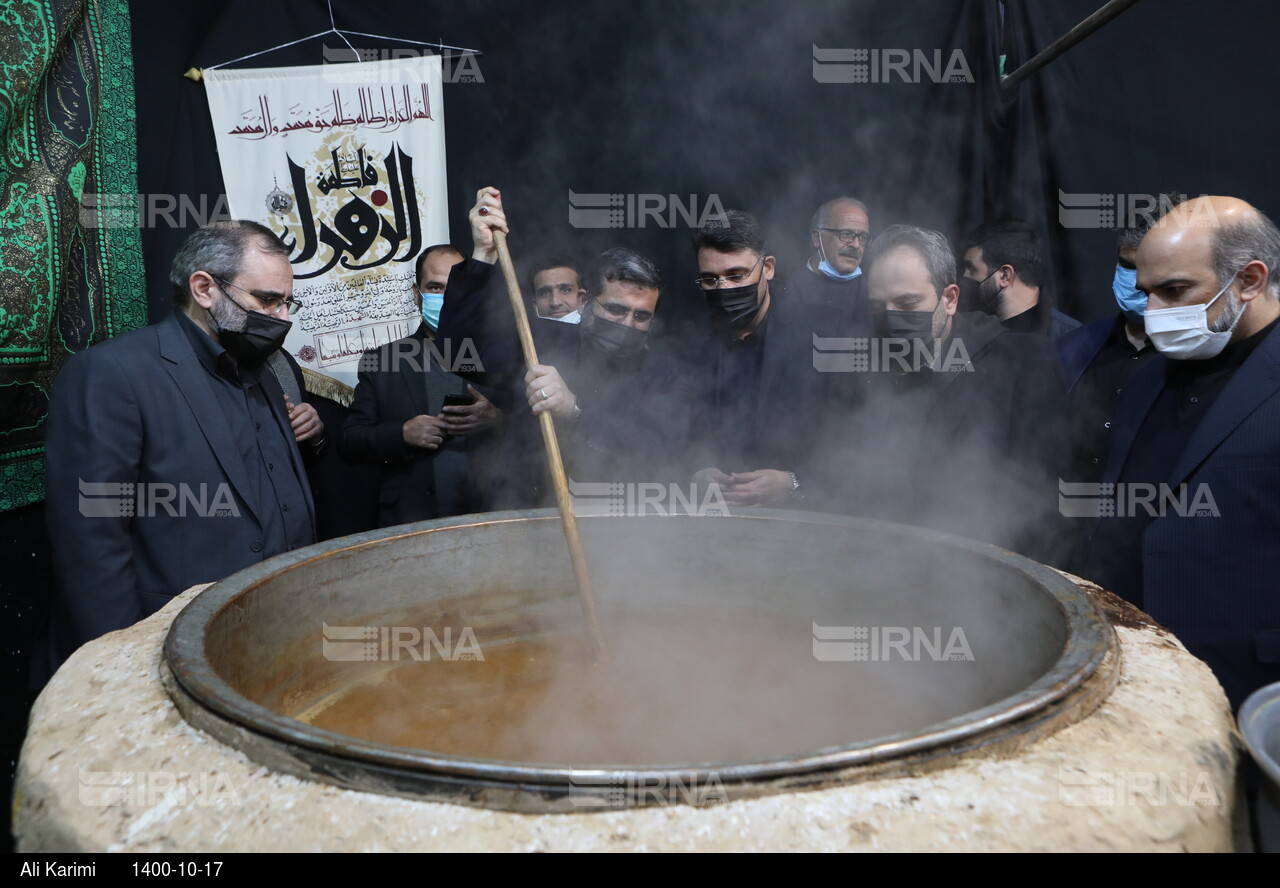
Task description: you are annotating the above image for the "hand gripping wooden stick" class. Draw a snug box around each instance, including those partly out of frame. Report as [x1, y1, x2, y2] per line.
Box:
[492, 229, 609, 662]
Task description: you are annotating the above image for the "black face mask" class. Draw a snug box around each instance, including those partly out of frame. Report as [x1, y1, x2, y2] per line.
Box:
[875, 308, 937, 342]
[705, 281, 761, 329]
[874, 303, 943, 372]
[957, 275, 985, 314]
[975, 270, 1002, 315]
[217, 306, 292, 366]
[580, 308, 648, 356]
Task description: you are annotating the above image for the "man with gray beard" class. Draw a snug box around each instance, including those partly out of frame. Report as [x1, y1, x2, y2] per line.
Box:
[40, 221, 317, 673]
[1086, 196, 1280, 709]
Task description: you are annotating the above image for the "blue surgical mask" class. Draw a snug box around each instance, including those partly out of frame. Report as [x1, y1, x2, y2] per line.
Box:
[1112, 265, 1146, 325]
[816, 237, 863, 281]
[819, 258, 862, 282]
[420, 291, 444, 330]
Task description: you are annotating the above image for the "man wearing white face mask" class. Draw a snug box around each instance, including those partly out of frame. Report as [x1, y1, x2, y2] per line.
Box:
[528, 256, 587, 324]
[1086, 195, 1280, 709]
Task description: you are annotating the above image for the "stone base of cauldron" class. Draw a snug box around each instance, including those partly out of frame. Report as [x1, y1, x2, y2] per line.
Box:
[15, 577, 1246, 852]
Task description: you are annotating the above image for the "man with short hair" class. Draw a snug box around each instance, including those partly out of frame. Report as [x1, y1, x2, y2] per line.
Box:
[691, 209, 835, 507]
[438, 187, 696, 505]
[962, 220, 1081, 341]
[339, 243, 503, 526]
[1059, 205, 1175, 487]
[1086, 195, 1280, 709]
[528, 255, 588, 323]
[42, 221, 318, 666]
[812, 224, 1068, 561]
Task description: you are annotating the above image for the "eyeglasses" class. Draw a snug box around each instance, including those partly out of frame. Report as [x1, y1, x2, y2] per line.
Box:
[594, 298, 654, 324]
[213, 275, 301, 316]
[695, 256, 764, 290]
[817, 228, 870, 246]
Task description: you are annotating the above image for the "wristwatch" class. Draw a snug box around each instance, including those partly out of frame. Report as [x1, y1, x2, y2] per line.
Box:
[789, 471, 803, 500]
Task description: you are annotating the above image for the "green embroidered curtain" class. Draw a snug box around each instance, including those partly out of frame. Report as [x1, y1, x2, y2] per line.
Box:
[0, 0, 144, 511]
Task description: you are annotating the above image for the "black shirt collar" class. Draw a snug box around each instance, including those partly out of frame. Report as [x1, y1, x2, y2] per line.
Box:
[175, 309, 249, 384]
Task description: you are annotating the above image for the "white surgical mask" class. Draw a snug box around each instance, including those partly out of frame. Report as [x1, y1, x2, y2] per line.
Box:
[547, 308, 581, 324]
[1143, 273, 1245, 360]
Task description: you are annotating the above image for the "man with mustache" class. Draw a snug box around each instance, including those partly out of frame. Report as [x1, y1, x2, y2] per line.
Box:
[802, 197, 872, 327]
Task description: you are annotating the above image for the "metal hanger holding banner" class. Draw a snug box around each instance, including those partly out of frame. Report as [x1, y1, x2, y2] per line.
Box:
[185, 0, 480, 81]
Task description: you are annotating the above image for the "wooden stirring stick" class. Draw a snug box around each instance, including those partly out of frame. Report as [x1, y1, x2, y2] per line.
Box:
[492, 229, 609, 662]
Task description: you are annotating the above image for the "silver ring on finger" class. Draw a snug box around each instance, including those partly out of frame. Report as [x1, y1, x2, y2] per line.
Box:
[539, 388, 550, 401]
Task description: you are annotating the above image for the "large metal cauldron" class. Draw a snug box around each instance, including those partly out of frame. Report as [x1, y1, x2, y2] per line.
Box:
[164, 509, 1115, 812]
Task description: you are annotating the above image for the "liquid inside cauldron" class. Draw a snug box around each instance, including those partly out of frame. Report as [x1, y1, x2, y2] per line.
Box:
[165, 510, 1112, 811]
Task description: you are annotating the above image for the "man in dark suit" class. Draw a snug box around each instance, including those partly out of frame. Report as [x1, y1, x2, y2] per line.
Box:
[1086, 195, 1280, 709]
[338, 244, 503, 527]
[437, 187, 696, 508]
[691, 209, 839, 507]
[41, 221, 318, 668]
[1057, 215, 1161, 572]
[810, 224, 1068, 563]
[800, 197, 874, 335]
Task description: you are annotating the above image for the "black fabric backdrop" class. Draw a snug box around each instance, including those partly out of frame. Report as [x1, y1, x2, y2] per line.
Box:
[6, 0, 1280, 846]
[997, 0, 1280, 319]
[130, 0, 990, 333]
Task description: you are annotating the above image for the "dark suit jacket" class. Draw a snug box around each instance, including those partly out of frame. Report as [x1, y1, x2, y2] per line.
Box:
[339, 322, 501, 526]
[694, 279, 839, 474]
[41, 311, 316, 668]
[1086, 321, 1280, 708]
[1057, 316, 1116, 392]
[437, 258, 696, 506]
[811, 312, 1069, 563]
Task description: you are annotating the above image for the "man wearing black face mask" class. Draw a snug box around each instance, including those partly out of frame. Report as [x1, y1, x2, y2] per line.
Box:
[436, 187, 696, 505]
[961, 220, 1081, 342]
[690, 209, 836, 507]
[40, 221, 317, 672]
[810, 225, 1069, 563]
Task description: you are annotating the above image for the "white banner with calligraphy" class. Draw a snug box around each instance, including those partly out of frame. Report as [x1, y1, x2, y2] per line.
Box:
[205, 57, 447, 391]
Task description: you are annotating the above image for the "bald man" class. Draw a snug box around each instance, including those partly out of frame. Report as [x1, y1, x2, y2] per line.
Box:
[1085, 196, 1280, 709]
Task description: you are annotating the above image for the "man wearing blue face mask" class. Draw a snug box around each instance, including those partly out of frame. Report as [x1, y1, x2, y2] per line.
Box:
[1059, 211, 1167, 496]
[800, 197, 874, 334]
[339, 243, 504, 527]
[1086, 195, 1280, 710]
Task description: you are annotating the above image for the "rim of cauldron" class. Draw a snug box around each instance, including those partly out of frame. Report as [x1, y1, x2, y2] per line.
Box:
[165, 509, 1112, 796]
